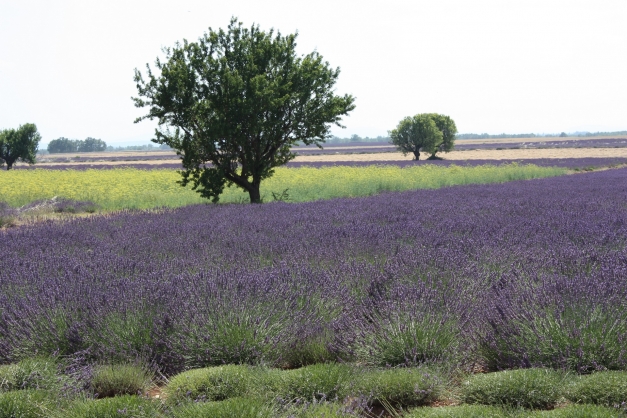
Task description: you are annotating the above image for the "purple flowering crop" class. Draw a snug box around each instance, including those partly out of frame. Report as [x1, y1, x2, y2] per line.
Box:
[12, 157, 627, 171]
[1, 169, 626, 375]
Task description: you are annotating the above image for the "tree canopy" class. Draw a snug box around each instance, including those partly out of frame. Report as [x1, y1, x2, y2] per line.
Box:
[47, 137, 80, 153]
[133, 18, 355, 203]
[78, 137, 107, 152]
[48, 137, 107, 153]
[0, 124, 41, 170]
[389, 113, 457, 160]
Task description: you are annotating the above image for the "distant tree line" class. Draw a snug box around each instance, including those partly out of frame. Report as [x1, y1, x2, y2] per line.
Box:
[47, 137, 107, 153]
[456, 131, 627, 140]
[320, 130, 627, 144]
[105, 143, 172, 151]
[324, 135, 391, 144]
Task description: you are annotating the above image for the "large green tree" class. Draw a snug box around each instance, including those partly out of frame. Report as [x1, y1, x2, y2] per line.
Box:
[133, 18, 355, 203]
[0, 123, 41, 170]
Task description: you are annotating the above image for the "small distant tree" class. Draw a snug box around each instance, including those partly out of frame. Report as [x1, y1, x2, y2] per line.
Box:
[389, 113, 457, 160]
[78, 137, 107, 152]
[559, 132, 568, 137]
[133, 18, 355, 203]
[48, 137, 80, 153]
[389, 114, 443, 160]
[0, 123, 41, 170]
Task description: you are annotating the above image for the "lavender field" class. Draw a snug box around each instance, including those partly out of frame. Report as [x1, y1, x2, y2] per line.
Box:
[14, 157, 627, 171]
[1, 168, 626, 378]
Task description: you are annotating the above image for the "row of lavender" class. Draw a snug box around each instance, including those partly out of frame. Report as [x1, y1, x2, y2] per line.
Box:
[13, 157, 627, 171]
[1, 169, 626, 375]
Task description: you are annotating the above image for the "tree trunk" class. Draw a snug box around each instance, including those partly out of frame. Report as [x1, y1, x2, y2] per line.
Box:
[248, 184, 262, 204]
[413, 150, 420, 160]
[5, 162, 12, 170]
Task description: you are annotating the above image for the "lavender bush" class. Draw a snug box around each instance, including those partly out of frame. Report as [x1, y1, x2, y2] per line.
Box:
[1, 168, 626, 376]
[0, 202, 17, 228]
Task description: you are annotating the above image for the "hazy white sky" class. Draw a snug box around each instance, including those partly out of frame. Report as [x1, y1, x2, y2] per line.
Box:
[1, 0, 626, 145]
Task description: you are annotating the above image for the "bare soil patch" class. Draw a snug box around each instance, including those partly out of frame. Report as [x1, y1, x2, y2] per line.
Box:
[292, 147, 627, 162]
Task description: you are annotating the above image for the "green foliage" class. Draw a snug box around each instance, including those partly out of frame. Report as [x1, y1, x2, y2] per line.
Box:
[0, 212, 16, 229]
[47, 138, 80, 153]
[480, 304, 627, 373]
[78, 138, 107, 152]
[460, 368, 568, 409]
[178, 312, 283, 368]
[357, 316, 460, 367]
[273, 363, 356, 403]
[169, 397, 276, 418]
[0, 357, 60, 392]
[56, 394, 158, 418]
[389, 113, 457, 160]
[0, 123, 41, 170]
[284, 401, 358, 417]
[133, 17, 355, 204]
[165, 365, 253, 404]
[406, 404, 515, 417]
[565, 371, 627, 407]
[0, 366, 12, 392]
[0, 390, 57, 418]
[390, 114, 443, 161]
[426, 113, 457, 157]
[272, 333, 337, 370]
[353, 367, 444, 408]
[90, 364, 154, 398]
[526, 404, 623, 417]
[48, 137, 107, 153]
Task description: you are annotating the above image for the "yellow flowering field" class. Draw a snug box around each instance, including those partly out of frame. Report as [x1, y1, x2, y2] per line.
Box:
[0, 163, 566, 210]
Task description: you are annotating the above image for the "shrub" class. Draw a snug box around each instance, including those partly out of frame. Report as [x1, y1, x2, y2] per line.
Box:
[526, 404, 624, 417]
[165, 365, 253, 405]
[358, 315, 460, 367]
[566, 371, 627, 407]
[406, 404, 515, 417]
[479, 275, 627, 372]
[0, 390, 56, 418]
[169, 397, 276, 418]
[0, 357, 60, 392]
[353, 367, 444, 408]
[460, 368, 567, 409]
[285, 401, 359, 417]
[90, 363, 154, 398]
[356, 280, 464, 367]
[56, 394, 158, 418]
[274, 363, 356, 403]
[0, 202, 16, 228]
[53, 198, 99, 214]
[0, 365, 13, 392]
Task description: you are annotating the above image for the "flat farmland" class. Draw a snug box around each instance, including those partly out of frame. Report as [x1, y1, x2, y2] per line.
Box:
[1, 167, 627, 416]
[293, 146, 627, 162]
[23, 135, 627, 170]
[2, 136, 627, 416]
